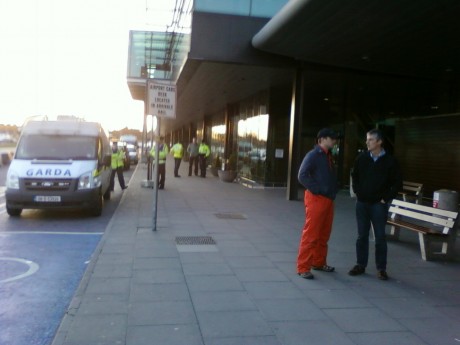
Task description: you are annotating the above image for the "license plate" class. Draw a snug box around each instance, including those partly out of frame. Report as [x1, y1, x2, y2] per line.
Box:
[34, 196, 61, 202]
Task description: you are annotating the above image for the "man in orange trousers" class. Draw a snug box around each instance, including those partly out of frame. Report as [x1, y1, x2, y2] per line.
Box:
[297, 128, 339, 280]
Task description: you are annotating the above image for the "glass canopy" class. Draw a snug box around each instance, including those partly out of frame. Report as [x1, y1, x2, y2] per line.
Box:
[128, 0, 192, 82]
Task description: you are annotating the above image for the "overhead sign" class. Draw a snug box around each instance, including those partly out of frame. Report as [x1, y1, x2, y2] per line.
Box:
[147, 80, 176, 119]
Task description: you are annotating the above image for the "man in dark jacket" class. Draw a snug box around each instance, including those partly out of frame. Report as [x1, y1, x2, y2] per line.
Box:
[297, 128, 339, 280]
[349, 129, 402, 280]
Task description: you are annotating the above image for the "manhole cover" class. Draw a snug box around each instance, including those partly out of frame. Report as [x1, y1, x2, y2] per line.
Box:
[214, 213, 247, 220]
[175, 236, 216, 245]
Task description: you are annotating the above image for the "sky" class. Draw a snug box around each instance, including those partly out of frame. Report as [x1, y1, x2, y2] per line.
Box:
[0, 0, 175, 132]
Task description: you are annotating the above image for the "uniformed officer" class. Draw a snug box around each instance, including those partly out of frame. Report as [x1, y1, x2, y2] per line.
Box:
[170, 141, 184, 177]
[150, 136, 169, 189]
[110, 141, 127, 191]
[198, 139, 210, 178]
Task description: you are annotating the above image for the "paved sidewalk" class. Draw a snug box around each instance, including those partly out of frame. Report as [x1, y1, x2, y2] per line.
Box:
[52, 159, 460, 345]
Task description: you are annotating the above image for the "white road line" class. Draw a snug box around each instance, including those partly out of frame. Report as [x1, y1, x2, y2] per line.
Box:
[0, 231, 103, 235]
[0, 257, 40, 284]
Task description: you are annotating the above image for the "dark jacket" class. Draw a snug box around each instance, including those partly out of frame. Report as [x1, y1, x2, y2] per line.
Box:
[351, 151, 402, 203]
[298, 145, 338, 200]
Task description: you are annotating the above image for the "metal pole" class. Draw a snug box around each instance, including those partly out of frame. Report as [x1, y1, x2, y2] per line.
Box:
[152, 116, 160, 231]
[141, 104, 147, 163]
[147, 115, 152, 180]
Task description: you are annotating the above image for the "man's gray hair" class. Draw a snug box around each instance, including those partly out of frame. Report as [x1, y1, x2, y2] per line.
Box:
[367, 129, 384, 142]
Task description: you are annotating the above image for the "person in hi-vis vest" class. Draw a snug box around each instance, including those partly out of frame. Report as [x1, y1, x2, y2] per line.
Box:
[110, 142, 127, 191]
[170, 141, 184, 177]
[198, 139, 210, 178]
[149, 136, 169, 189]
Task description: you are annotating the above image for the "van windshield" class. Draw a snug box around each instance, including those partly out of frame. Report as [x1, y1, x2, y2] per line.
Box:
[16, 135, 98, 160]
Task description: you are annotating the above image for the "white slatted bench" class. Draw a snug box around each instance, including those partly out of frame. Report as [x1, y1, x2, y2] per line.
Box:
[387, 199, 458, 261]
[399, 181, 423, 204]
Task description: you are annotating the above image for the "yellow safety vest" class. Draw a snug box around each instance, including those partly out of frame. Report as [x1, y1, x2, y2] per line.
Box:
[198, 143, 210, 157]
[171, 143, 184, 159]
[111, 150, 125, 169]
[150, 144, 169, 164]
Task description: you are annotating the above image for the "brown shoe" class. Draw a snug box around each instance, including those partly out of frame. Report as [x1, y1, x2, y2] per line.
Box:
[377, 270, 389, 280]
[348, 265, 365, 276]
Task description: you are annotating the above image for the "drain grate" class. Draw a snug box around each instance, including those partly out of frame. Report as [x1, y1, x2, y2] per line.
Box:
[214, 213, 247, 220]
[175, 236, 216, 245]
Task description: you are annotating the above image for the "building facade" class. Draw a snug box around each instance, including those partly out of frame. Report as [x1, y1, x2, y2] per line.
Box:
[128, 0, 460, 200]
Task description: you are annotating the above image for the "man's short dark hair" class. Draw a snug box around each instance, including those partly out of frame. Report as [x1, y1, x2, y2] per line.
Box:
[367, 129, 384, 142]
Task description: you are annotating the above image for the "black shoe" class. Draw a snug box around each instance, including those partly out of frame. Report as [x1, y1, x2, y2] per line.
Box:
[298, 272, 314, 280]
[377, 270, 389, 280]
[312, 265, 335, 272]
[122, 186, 128, 190]
[348, 265, 365, 276]
[158, 186, 164, 190]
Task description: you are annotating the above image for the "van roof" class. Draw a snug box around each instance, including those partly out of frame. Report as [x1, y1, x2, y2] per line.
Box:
[22, 120, 102, 136]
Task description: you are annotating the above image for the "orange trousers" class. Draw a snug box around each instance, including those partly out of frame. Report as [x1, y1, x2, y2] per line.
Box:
[297, 190, 334, 273]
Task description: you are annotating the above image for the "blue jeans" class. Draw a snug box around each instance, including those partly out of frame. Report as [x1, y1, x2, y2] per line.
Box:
[355, 201, 388, 270]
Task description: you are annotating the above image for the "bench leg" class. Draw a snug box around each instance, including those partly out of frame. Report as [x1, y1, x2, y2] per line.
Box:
[441, 242, 448, 255]
[388, 225, 400, 240]
[418, 233, 429, 261]
[419, 234, 456, 261]
[440, 236, 456, 260]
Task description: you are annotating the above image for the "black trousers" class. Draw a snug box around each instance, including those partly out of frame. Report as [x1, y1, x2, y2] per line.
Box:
[157, 163, 166, 188]
[174, 158, 182, 176]
[110, 167, 125, 190]
[198, 154, 207, 177]
[188, 156, 199, 176]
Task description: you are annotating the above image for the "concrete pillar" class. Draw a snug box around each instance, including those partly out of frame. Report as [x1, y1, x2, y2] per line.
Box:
[287, 65, 304, 200]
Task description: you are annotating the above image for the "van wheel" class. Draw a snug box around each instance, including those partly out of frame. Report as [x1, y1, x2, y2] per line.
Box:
[91, 193, 103, 217]
[103, 187, 111, 200]
[7, 205, 22, 217]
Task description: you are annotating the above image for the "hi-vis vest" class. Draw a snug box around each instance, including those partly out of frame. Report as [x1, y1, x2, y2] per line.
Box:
[198, 143, 210, 157]
[111, 150, 125, 169]
[171, 143, 184, 159]
[150, 144, 169, 164]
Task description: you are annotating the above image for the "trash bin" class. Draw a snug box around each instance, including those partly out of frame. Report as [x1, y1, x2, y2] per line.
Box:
[433, 189, 459, 212]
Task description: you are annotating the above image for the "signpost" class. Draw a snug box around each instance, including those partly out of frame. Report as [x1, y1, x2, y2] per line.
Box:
[147, 80, 176, 231]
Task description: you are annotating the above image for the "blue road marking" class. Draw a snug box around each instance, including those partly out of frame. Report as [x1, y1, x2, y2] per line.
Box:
[0, 232, 102, 345]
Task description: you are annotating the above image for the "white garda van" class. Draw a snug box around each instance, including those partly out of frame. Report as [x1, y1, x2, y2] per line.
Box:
[5, 120, 112, 217]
